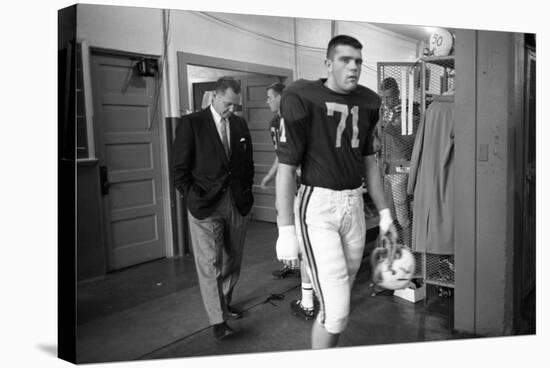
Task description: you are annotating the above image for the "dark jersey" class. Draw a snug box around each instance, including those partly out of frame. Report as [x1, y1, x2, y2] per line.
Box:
[269, 113, 302, 187]
[268, 114, 281, 150]
[381, 101, 421, 161]
[277, 79, 381, 190]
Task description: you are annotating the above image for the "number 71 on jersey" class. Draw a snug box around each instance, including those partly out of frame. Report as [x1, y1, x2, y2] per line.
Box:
[279, 102, 360, 148]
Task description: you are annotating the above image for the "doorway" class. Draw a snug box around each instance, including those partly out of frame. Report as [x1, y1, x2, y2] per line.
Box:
[176, 53, 293, 226]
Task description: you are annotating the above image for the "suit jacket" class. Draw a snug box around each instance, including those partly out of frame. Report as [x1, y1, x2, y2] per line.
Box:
[172, 108, 254, 220]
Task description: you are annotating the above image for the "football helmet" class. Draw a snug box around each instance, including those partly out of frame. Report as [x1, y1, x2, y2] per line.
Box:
[371, 235, 416, 290]
[429, 28, 454, 56]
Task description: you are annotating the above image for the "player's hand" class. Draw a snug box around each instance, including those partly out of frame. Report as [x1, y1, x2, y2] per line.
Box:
[260, 176, 270, 189]
[394, 105, 402, 114]
[379, 208, 398, 243]
[276, 225, 300, 268]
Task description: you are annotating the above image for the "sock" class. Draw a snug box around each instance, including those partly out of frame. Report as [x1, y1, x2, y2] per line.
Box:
[301, 283, 314, 309]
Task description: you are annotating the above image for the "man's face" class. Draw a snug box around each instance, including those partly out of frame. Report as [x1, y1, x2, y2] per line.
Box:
[266, 89, 281, 113]
[212, 88, 240, 118]
[381, 88, 399, 109]
[326, 45, 362, 93]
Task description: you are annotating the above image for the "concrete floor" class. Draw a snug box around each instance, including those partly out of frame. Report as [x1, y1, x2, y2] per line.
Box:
[76, 221, 473, 364]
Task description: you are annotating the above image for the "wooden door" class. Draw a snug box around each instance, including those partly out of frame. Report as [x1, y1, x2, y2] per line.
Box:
[240, 76, 281, 222]
[91, 52, 166, 270]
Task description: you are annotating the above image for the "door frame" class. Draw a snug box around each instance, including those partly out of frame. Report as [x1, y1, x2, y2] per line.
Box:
[89, 47, 174, 268]
[177, 52, 293, 115]
[174, 52, 293, 252]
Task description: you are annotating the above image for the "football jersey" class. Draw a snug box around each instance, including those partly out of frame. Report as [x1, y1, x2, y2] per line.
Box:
[268, 114, 281, 150]
[277, 79, 381, 190]
[381, 101, 421, 161]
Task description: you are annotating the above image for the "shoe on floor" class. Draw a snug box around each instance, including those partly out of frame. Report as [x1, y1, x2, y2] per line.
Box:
[213, 322, 235, 340]
[224, 305, 243, 320]
[290, 299, 315, 320]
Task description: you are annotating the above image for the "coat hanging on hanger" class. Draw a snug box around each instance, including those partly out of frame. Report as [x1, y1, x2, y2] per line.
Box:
[407, 94, 455, 255]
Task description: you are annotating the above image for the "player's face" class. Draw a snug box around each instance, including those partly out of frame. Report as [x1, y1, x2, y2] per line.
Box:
[212, 88, 240, 118]
[266, 89, 280, 113]
[381, 88, 399, 109]
[326, 45, 362, 93]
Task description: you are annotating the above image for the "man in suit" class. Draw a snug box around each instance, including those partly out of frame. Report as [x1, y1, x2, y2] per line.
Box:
[172, 77, 254, 340]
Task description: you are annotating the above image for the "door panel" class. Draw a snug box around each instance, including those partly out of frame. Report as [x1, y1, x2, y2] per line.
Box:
[91, 53, 166, 270]
[241, 76, 281, 222]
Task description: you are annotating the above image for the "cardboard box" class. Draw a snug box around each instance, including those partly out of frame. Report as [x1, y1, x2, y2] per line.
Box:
[394, 284, 426, 303]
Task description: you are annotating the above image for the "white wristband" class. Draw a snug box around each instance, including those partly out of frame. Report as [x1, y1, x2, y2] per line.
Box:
[379, 208, 392, 221]
[278, 225, 297, 237]
[379, 208, 393, 234]
[276, 225, 299, 260]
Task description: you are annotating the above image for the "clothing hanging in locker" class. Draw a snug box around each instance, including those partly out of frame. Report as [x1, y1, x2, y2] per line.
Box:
[407, 94, 455, 255]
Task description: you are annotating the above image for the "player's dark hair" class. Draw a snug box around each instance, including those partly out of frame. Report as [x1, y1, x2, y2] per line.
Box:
[326, 35, 363, 59]
[267, 82, 286, 95]
[214, 77, 241, 94]
[381, 77, 399, 93]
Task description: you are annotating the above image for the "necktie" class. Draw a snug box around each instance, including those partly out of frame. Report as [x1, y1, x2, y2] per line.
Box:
[220, 118, 230, 158]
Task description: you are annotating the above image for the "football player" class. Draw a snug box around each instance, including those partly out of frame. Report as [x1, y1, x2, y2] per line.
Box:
[262, 82, 317, 320]
[275, 35, 397, 348]
[379, 76, 421, 249]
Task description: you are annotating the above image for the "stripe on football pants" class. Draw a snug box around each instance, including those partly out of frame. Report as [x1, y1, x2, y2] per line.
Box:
[298, 185, 326, 325]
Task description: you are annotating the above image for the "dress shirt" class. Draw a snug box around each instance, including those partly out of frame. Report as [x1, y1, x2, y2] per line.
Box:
[209, 104, 231, 147]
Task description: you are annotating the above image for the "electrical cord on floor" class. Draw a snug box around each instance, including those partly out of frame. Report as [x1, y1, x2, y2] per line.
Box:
[137, 283, 300, 360]
[263, 293, 285, 306]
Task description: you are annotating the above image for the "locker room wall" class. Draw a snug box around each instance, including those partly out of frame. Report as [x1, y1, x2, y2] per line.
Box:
[294, 18, 333, 81]
[76, 6, 418, 102]
[454, 29, 525, 336]
[337, 21, 419, 89]
[76, 4, 165, 54]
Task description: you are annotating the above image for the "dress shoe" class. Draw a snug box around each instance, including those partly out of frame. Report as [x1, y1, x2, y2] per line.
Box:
[213, 322, 235, 340]
[224, 305, 243, 320]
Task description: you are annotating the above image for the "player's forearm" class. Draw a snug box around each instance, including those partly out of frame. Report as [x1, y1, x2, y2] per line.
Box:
[364, 155, 389, 212]
[265, 157, 279, 183]
[275, 163, 297, 226]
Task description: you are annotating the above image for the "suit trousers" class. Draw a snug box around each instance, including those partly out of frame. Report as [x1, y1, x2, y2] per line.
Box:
[187, 190, 250, 325]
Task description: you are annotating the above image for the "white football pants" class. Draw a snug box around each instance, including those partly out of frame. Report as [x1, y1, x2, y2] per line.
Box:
[295, 184, 366, 334]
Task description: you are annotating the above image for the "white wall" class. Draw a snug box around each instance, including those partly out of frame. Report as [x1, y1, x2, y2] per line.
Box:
[337, 21, 419, 89]
[295, 18, 333, 80]
[77, 5, 419, 110]
[77, 4, 164, 55]
[206, 11, 295, 45]
[172, 11, 296, 72]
